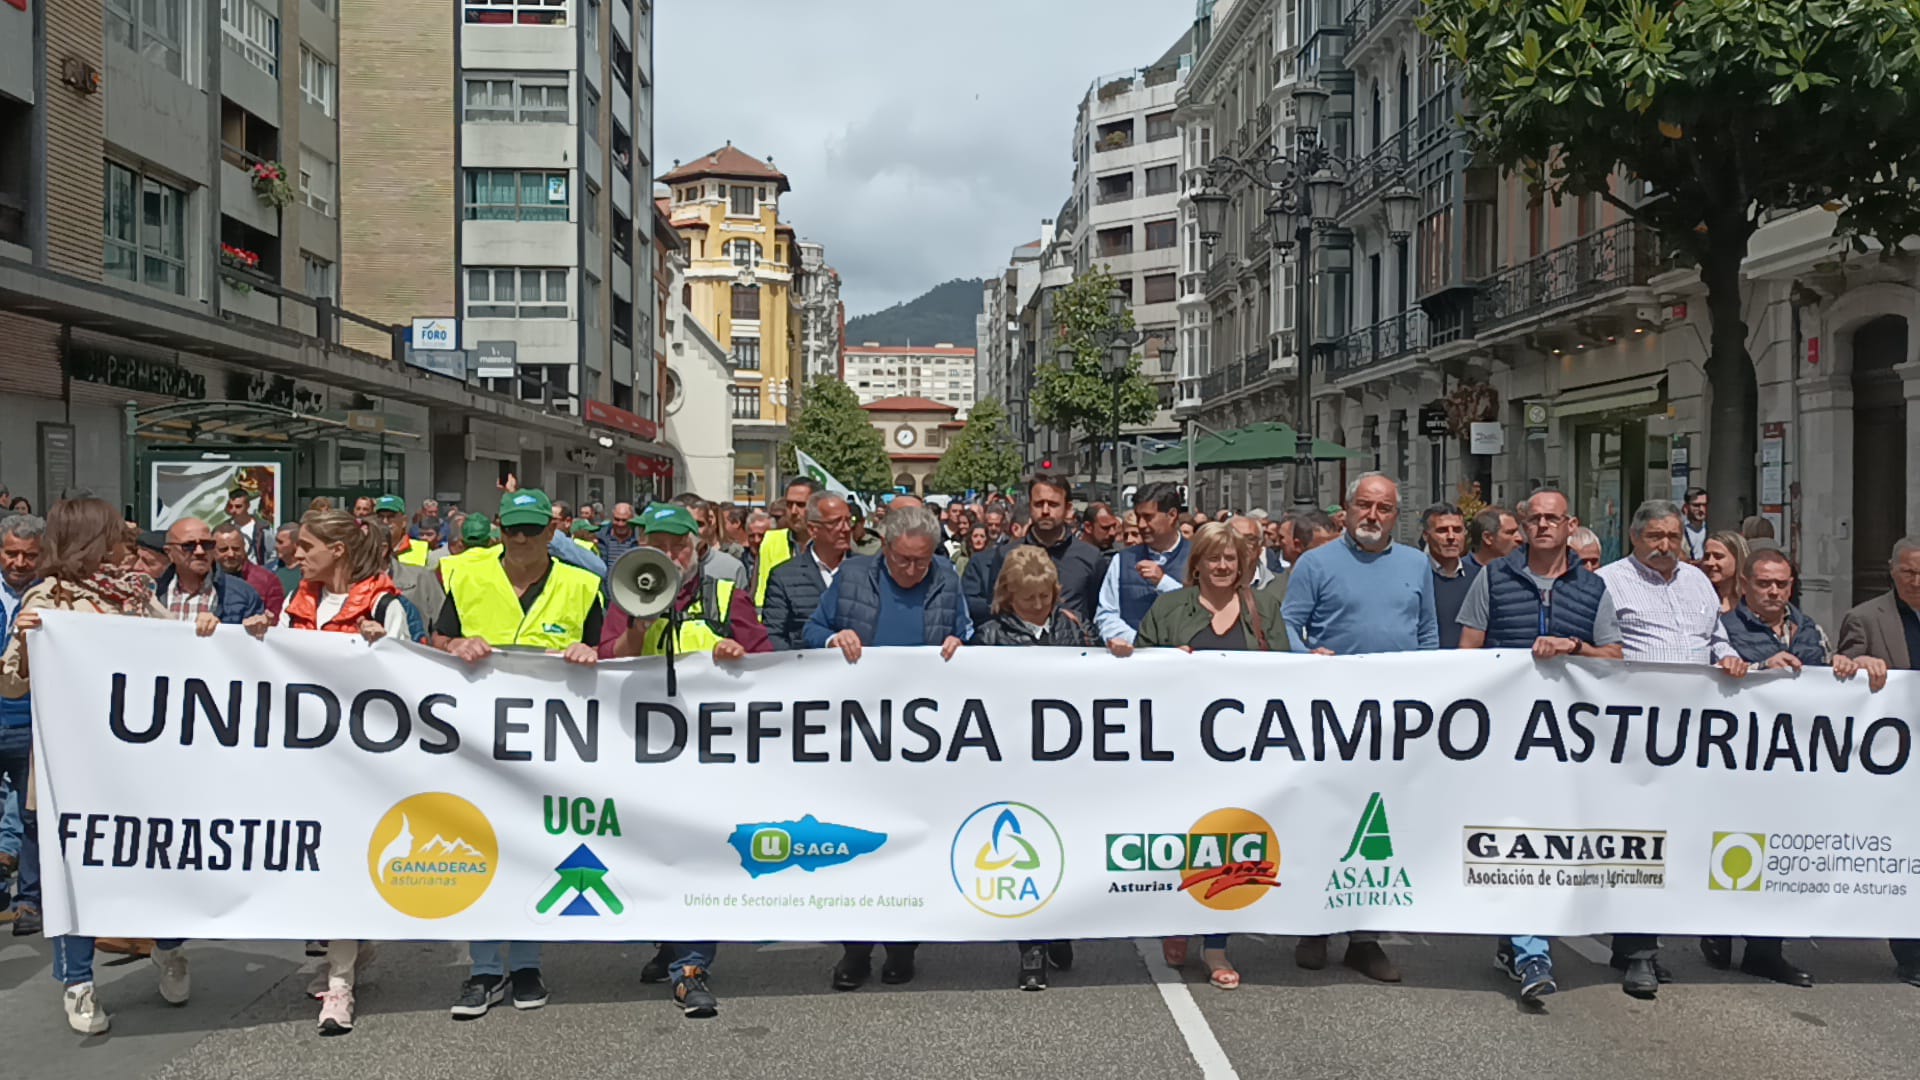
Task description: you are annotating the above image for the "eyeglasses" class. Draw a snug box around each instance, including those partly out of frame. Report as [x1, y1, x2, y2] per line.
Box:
[1526, 514, 1568, 527]
[170, 540, 214, 552]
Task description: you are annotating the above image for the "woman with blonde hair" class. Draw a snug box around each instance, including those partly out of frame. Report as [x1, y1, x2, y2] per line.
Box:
[0, 498, 193, 1035]
[1134, 521, 1288, 991]
[1700, 530, 1749, 614]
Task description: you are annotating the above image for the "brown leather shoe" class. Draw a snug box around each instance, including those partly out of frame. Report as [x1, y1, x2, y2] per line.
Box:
[1343, 941, 1402, 983]
[1294, 935, 1329, 970]
[95, 938, 154, 957]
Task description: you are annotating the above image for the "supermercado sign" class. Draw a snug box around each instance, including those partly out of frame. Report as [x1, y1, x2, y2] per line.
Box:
[26, 612, 1920, 941]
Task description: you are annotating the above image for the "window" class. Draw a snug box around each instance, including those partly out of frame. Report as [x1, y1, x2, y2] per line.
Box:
[1095, 119, 1133, 152]
[103, 161, 188, 295]
[731, 284, 760, 320]
[1115, 277, 1134, 303]
[115, 0, 184, 76]
[583, 0, 600, 46]
[1097, 226, 1133, 257]
[731, 337, 761, 370]
[299, 148, 335, 215]
[299, 47, 334, 115]
[729, 385, 761, 420]
[582, 180, 600, 234]
[582, 272, 600, 328]
[221, 0, 278, 77]
[1145, 164, 1177, 196]
[462, 74, 569, 123]
[726, 238, 760, 268]
[728, 185, 755, 217]
[582, 85, 599, 141]
[1145, 218, 1177, 250]
[1143, 272, 1177, 304]
[302, 253, 335, 299]
[463, 0, 568, 26]
[1146, 110, 1177, 141]
[466, 267, 570, 319]
[462, 169, 569, 222]
[1096, 172, 1133, 204]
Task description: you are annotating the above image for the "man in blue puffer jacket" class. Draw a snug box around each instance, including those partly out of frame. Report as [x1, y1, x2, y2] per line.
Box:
[154, 518, 264, 626]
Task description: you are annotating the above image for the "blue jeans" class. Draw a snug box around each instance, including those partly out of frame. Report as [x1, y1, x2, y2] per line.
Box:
[468, 940, 542, 977]
[0, 748, 38, 913]
[52, 937, 185, 985]
[1509, 936, 1551, 966]
[667, 941, 717, 980]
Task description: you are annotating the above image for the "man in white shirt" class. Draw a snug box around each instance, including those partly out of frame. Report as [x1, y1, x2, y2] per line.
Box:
[1095, 483, 1189, 656]
[1681, 487, 1710, 562]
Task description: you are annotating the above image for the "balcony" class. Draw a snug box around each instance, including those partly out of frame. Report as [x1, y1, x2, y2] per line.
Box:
[1328, 308, 1427, 380]
[220, 151, 280, 236]
[1344, 0, 1415, 59]
[1473, 222, 1659, 336]
[1339, 118, 1417, 222]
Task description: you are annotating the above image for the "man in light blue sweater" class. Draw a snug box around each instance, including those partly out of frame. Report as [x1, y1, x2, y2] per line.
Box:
[1278, 472, 1437, 984]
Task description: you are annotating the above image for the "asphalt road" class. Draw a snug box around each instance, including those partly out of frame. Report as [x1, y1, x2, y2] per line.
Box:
[1, 930, 1916, 1079]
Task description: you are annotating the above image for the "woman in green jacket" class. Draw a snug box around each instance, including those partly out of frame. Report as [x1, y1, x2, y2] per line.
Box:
[1135, 521, 1287, 991]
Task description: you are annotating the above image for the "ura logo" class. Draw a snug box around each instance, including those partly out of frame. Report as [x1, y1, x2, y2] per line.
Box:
[951, 802, 1064, 918]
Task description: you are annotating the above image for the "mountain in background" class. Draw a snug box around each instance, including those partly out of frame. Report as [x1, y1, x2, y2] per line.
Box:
[845, 278, 985, 350]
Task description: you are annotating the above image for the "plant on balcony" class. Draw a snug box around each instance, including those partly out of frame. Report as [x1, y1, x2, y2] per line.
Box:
[1421, 0, 1920, 522]
[927, 398, 1022, 496]
[248, 160, 294, 209]
[1099, 131, 1131, 151]
[1032, 267, 1159, 455]
[219, 243, 261, 293]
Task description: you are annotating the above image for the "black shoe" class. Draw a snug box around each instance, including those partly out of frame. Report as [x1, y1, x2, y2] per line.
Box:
[1700, 936, 1734, 969]
[1046, 941, 1074, 971]
[1019, 944, 1048, 991]
[639, 943, 673, 984]
[881, 945, 917, 985]
[1741, 950, 1813, 988]
[449, 974, 506, 1020]
[11, 906, 39, 937]
[1610, 953, 1672, 983]
[305, 940, 327, 957]
[673, 965, 719, 1018]
[509, 967, 549, 1010]
[831, 952, 871, 991]
[1622, 958, 1659, 998]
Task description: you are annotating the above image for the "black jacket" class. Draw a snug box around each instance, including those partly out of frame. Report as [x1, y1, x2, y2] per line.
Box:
[762, 544, 833, 651]
[961, 531, 1103, 628]
[970, 608, 1092, 648]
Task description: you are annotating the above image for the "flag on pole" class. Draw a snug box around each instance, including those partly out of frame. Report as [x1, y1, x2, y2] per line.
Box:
[794, 447, 853, 497]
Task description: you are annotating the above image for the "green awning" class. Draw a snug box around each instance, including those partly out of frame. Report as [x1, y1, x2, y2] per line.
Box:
[1140, 422, 1362, 469]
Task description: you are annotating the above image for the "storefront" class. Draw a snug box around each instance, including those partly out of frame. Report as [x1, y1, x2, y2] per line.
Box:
[1552, 374, 1672, 563]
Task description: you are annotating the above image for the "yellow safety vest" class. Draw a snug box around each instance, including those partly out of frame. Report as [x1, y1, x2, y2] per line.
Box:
[398, 538, 431, 567]
[436, 544, 501, 588]
[642, 578, 736, 656]
[754, 528, 794, 607]
[446, 552, 602, 650]
[573, 537, 599, 555]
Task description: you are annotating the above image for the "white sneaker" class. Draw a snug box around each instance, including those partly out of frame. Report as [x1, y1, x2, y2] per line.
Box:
[152, 946, 190, 1005]
[317, 986, 355, 1035]
[64, 982, 110, 1035]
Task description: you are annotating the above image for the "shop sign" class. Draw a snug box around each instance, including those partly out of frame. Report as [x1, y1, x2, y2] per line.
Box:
[230, 371, 324, 413]
[1469, 421, 1505, 455]
[585, 399, 658, 442]
[1417, 403, 1450, 439]
[411, 317, 458, 352]
[472, 341, 517, 379]
[66, 346, 206, 399]
[405, 347, 469, 381]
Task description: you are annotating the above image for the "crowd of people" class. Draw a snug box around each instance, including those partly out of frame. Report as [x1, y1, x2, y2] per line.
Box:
[0, 471, 1915, 1035]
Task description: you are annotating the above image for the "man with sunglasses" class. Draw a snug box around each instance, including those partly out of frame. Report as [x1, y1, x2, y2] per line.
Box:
[1454, 488, 1622, 1004]
[156, 517, 265, 630]
[435, 489, 605, 1022]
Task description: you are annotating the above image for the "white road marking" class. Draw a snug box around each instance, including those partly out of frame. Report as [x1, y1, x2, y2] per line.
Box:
[1132, 938, 1242, 1080]
[1562, 935, 1613, 966]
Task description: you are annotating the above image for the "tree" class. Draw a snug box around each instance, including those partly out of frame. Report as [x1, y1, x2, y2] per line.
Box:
[1030, 267, 1160, 469]
[1419, 0, 1920, 524]
[781, 377, 893, 495]
[927, 397, 1023, 495]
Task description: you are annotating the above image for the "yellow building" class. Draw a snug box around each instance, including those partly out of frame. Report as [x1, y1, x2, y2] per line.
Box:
[660, 144, 801, 505]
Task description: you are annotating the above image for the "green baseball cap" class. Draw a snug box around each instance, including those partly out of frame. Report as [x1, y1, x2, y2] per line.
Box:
[640, 502, 698, 536]
[461, 515, 494, 543]
[498, 489, 555, 528]
[374, 494, 406, 514]
[570, 519, 597, 537]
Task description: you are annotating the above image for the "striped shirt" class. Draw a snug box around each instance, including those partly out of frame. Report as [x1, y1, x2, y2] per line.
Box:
[1595, 556, 1734, 665]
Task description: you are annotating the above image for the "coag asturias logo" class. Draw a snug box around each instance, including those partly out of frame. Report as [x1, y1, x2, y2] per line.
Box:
[952, 802, 1064, 918]
[367, 793, 497, 918]
[1709, 831, 1765, 892]
[1106, 807, 1279, 911]
[728, 815, 887, 878]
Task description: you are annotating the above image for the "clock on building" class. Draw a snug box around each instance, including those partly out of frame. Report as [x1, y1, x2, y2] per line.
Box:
[895, 425, 918, 448]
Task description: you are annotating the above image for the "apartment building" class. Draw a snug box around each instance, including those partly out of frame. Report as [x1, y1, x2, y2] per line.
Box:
[795, 239, 844, 384]
[844, 344, 977, 417]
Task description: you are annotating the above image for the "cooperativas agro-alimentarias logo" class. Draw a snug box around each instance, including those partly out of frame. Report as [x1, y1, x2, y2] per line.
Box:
[952, 802, 1065, 918]
[1709, 831, 1766, 892]
[367, 793, 498, 919]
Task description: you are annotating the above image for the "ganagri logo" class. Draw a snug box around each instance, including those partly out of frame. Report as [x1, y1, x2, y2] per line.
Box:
[1105, 807, 1280, 912]
[367, 793, 498, 919]
[728, 815, 887, 879]
[1323, 792, 1413, 910]
[951, 801, 1064, 918]
[1709, 832, 1766, 892]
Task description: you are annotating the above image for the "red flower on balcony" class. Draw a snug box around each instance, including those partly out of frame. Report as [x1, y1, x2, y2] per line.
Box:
[220, 242, 261, 270]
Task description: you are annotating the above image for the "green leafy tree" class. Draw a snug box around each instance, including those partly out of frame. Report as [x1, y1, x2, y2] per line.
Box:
[1031, 267, 1160, 464]
[927, 397, 1023, 495]
[781, 377, 893, 494]
[1419, 0, 1920, 523]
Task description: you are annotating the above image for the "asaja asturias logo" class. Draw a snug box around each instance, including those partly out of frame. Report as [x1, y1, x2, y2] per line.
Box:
[1323, 792, 1413, 910]
[952, 802, 1064, 918]
[367, 793, 497, 919]
[1106, 807, 1280, 911]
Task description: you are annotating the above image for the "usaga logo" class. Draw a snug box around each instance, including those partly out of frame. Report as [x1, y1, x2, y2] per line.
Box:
[951, 802, 1065, 918]
[367, 793, 498, 919]
[1709, 831, 1766, 892]
[1106, 807, 1280, 911]
[728, 815, 887, 878]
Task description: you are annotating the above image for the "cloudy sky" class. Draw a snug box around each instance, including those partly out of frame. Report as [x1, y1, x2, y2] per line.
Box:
[654, 0, 1196, 317]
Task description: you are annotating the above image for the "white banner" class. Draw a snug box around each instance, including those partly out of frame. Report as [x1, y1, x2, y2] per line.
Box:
[25, 612, 1920, 942]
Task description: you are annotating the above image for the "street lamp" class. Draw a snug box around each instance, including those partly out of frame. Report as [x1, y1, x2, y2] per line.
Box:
[1193, 78, 1418, 509]
[1058, 282, 1150, 503]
